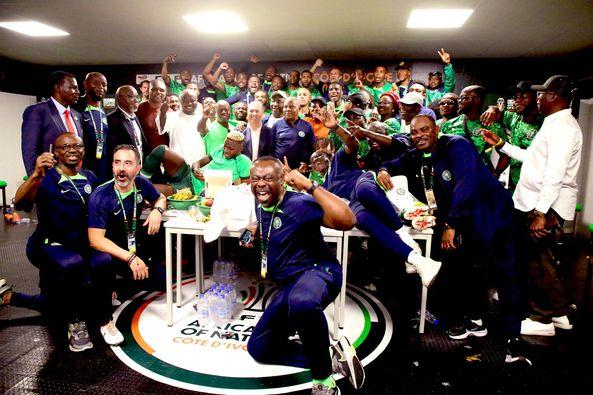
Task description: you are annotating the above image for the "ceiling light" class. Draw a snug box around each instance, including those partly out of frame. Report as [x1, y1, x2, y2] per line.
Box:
[0, 21, 69, 36]
[407, 9, 473, 28]
[183, 11, 248, 33]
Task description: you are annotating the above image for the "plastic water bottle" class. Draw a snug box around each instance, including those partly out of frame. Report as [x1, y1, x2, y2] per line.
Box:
[213, 260, 221, 283]
[196, 294, 209, 324]
[423, 309, 439, 326]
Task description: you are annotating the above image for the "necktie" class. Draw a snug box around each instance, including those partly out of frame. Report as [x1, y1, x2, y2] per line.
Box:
[64, 109, 76, 134]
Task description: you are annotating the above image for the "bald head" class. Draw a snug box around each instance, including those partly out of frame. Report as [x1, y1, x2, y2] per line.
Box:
[83, 72, 107, 102]
[116, 85, 139, 113]
[215, 100, 231, 123]
[149, 79, 167, 104]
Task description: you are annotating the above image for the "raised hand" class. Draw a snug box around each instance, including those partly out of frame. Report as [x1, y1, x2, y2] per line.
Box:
[220, 62, 229, 70]
[314, 58, 324, 68]
[437, 48, 451, 64]
[213, 52, 222, 60]
[249, 54, 259, 63]
[163, 53, 177, 63]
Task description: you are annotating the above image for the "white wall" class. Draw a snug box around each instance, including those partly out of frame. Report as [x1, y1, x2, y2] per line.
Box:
[0, 91, 36, 203]
[577, 99, 593, 233]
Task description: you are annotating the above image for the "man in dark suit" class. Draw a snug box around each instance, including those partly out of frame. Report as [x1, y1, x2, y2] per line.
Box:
[107, 85, 148, 164]
[21, 71, 83, 175]
[242, 101, 272, 161]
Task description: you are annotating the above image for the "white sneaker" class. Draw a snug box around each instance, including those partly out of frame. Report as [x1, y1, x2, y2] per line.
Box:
[520, 318, 555, 336]
[404, 262, 416, 274]
[406, 252, 441, 288]
[331, 336, 365, 389]
[551, 315, 573, 330]
[100, 320, 124, 346]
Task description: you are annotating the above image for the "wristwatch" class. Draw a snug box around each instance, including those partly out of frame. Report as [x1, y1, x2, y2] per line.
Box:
[307, 181, 319, 195]
[155, 207, 165, 214]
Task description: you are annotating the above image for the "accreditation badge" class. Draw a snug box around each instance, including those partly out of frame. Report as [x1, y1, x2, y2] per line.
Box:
[127, 234, 137, 253]
[96, 141, 103, 159]
[424, 188, 438, 211]
[260, 253, 267, 278]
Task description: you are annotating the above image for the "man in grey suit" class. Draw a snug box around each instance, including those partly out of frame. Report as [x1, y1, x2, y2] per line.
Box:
[21, 71, 83, 175]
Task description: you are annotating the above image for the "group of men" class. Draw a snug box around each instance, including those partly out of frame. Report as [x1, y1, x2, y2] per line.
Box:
[0, 47, 584, 394]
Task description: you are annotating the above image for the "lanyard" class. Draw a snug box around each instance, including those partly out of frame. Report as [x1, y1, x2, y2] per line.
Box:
[115, 185, 137, 236]
[56, 168, 86, 204]
[258, 195, 283, 256]
[419, 154, 433, 190]
[85, 105, 104, 142]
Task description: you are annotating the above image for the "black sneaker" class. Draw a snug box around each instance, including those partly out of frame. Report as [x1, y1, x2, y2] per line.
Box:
[447, 319, 488, 340]
[311, 383, 341, 395]
[505, 337, 532, 366]
[68, 321, 93, 352]
[331, 336, 365, 389]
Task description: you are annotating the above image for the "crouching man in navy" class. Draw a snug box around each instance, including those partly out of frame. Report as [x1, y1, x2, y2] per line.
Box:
[244, 156, 364, 395]
[88, 144, 167, 346]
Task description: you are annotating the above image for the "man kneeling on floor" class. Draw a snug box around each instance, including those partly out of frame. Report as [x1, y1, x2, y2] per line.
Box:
[88, 144, 167, 347]
[243, 157, 364, 395]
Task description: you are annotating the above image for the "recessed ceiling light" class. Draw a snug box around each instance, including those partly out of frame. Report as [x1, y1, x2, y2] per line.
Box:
[0, 21, 69, 36]
[183, 11, 248, 33]
[407, 9, 473, 28]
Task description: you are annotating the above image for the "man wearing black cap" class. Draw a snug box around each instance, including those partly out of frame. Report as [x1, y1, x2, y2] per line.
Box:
[426, 48, 456, 107]
[394, 61, 413, 98]
[481, 81, 544, 191]
[483, 75, 582, 336]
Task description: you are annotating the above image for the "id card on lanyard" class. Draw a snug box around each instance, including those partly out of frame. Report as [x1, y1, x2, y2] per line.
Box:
[421, 154, 438, 212]
[86, 105, 105, 159]
[258, 200, 281, 278]
[115, 185, 137, 253]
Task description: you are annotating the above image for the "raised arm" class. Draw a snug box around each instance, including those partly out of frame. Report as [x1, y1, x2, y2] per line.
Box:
[438, 48, 456, 93]
[14, 152, 55, 211]
[161, 53, 176, 86]
[284, 169, 356, 230]
[203, 52, 227, 91]
[198, 101, 215, 136]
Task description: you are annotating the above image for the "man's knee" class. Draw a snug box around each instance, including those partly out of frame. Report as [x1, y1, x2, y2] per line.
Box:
[289, 293, 321, 317]
[246, 336, 269, 363]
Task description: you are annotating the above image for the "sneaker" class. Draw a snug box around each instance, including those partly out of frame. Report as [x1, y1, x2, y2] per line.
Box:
[312, 383, 340, 395]
[331, 336, 365, 389]
[505, 337, 532, 366]
[100, 320, 124, 346]
[551, 315, 573, 330]
[447, 319, 488, 340]
[404, 262, 416, 274]
[520, 318, 555, 336]
[406, 252, 441, 288]
[0, 279, 12, 306]
[67, 321, 93, 352]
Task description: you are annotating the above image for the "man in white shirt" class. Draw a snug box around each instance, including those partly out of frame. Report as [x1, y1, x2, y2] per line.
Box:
[482, 75, 582, 336]
[158, 89, 205, 165]
[242, 101, 272, 161]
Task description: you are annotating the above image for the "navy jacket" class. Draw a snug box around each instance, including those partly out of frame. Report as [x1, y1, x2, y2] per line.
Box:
[106, 108, 148, 162]
[381, 135, 513, 243]
[21, 99, 83, 175]
[242, 124, 273, 160]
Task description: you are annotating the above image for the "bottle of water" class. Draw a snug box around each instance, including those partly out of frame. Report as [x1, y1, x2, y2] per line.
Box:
[213, 259, 221, 283]
[423, 309, 439, 326]
[196, 294, 209, 324]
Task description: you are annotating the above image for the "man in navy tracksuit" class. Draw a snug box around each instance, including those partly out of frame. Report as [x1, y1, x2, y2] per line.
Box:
[246, 156, 364, 395]
[376, 115, 529, 364]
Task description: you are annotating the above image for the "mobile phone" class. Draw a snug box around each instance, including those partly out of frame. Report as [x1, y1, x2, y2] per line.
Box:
[240, 229, 254, 245]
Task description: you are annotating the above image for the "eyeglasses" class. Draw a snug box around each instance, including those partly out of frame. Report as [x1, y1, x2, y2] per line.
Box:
[439, 100, 456, 106]
[55, 143, 84, 151]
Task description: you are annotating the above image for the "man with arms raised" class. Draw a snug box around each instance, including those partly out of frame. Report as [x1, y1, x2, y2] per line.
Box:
[245, 156, 364, 394]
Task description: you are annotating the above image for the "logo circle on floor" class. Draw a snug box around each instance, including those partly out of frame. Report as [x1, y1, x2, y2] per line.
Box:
[112, 272, 392, 394]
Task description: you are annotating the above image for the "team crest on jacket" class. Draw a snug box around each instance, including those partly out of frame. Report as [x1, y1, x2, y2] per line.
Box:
[442, 170, 452, 181]
[136, 193, 143, 203]
[298, 131, 306, 138]
[84, 184, 92, 194]
[272, 217, 282, 229]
